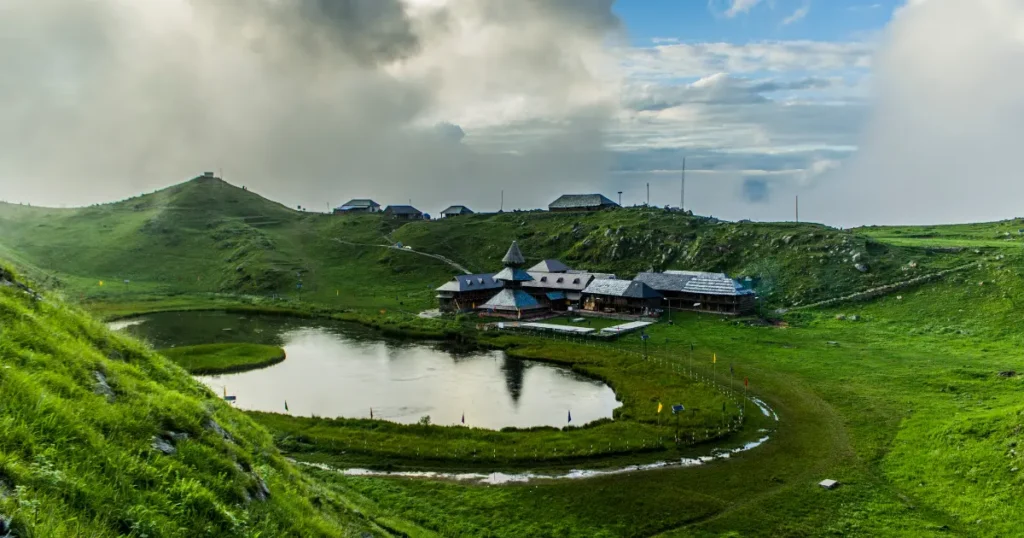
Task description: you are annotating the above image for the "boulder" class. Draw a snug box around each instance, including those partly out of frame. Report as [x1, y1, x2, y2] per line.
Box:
[151, 436, 176, 456]
[93, 371, 115, 403]
[855, 263, 870, 273]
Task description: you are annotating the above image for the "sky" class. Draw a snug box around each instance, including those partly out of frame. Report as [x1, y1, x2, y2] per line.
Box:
[0, 0, 1022, 227]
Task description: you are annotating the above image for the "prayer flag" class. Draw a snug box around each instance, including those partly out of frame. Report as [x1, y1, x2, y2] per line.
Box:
[462, 412, 465, 424]
[713, 353, 717, 364]
[657, 402, 663, 414]
[370, 407, 374, 419]
[568, 410, 572, 423]
[744, 377, 749, 387]
[284, 400, 289, 412]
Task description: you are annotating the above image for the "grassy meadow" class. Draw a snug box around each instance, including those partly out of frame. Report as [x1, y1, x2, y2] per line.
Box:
[2, 177, 1024, 536]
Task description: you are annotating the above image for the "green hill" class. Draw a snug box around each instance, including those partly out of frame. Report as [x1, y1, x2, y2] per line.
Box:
[0, 265, 397, 537]
[0, 177, 979, 316]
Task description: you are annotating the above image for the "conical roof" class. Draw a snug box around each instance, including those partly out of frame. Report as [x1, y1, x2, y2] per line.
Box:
[501, 241, 525, 267]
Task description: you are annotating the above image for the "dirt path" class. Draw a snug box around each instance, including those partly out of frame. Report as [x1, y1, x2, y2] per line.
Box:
[332, 238, 472, 275]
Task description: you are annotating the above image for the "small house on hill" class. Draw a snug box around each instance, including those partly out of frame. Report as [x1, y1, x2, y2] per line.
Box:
[383, 205, 424, 220]
[440, 205, 474, 218]
[334, 199, 381, 214]
[582, 279, 662, 315]
[548, 194, 619, 212]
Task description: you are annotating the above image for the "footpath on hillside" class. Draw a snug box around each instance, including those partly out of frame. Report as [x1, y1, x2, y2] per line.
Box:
[332, 237, 472, 275]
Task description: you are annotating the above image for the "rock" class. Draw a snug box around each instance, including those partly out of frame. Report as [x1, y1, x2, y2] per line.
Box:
[851, 252, 862, 263]
[782, 235, 793, 245]
[908, 261, 918, 269]
[835, 314, 847, 321]
[603, 228, 612, 237]
[849, 315, 861, 322]
[151, 436, 177, 456]
[205, 418, 233, 443]
[250, 473, 271, 502]
[93, 371, 115, 403]
[855, 263, 870, 273]
[0, 514, 11, 538]
[826, 341, 840, 347]
[998, 371, 1017, 378]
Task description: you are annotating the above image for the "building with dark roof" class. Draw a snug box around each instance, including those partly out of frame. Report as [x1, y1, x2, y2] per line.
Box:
[436, 273, 502, 313]
[383, 205, 424, 220]
[334, 199, 380, 214]
[440, 205, 474, 218]
[478, 241, 549, 318]
[634, 271, 755, 315]
[521, 271, 596, 310]
[528, 259, 571, 273]
[581, 279, 662, 315]
[548, 194, 620, 212]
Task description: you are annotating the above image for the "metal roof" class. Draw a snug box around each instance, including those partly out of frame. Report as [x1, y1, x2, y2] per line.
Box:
[528, 259, 571, 273]
[493, 267, 534, 282]
[384, 205, 422, 215]
[583, 279, 662, 299]
[435, 273, 501, 292]
[545, 291, 566, 300]
[568, 269, 617, 280]
[501, 241, 526, 266]
[548, 194, 619, 210]
[521, 272, 593, 291]
[634, 272, 695, 292]
[480, 289, 546, 311]
[441, 205, 474, 215]
[664, 270, 726, 278]
[339, 198, 379, 208]
[682, 274, 755, 296]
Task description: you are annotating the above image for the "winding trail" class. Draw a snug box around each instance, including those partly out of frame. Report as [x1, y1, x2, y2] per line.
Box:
[332, 237, 472, 275]
[301, 394, 779, 485]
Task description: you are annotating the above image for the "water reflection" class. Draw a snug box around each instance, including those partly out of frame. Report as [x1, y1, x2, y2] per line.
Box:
[117, 311, 620, 429]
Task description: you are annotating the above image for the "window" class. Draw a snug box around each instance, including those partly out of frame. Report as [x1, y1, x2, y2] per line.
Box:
[557, 278, 564, 283]
[540, 276, 547, 282]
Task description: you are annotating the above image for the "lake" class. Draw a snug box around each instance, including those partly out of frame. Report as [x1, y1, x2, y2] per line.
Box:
[113, 311, 621, 429]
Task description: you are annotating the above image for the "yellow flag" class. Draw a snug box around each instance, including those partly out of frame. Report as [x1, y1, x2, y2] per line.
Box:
[98, 281, 104, 287]
[657, 402, 663, 414]
[713, 353, 717, 364]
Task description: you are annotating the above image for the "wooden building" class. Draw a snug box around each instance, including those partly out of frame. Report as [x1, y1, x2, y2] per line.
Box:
[334, 199, 381, 214]
[581, 279, 662, 315]
[383, 205, 424, 220]
[436, 273, 502, 313]
[633, 271, 755, 315]
[440, 205, 474, 218]
[548, 194, 620, 212]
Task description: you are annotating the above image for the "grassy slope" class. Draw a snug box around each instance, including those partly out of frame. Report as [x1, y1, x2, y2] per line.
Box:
[0, 177, 975, 315]
[160, 343, 286, 375]
[0, 267, 405, 537]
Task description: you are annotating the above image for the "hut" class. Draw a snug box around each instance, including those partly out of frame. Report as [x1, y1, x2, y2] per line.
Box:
[334, 199, 381, 214]
[581, 279, 662, 315]
[440, 205, 474, 218]
[383, 205, 424, 220]
[548, 194, 619, 212]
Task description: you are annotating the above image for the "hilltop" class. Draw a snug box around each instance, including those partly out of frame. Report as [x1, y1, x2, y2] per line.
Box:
[0, 176, 983, 314]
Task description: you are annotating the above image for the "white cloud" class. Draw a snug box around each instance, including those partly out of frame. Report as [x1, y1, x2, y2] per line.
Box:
[721, 0, 765, 18]
[782, 3, 811, 25]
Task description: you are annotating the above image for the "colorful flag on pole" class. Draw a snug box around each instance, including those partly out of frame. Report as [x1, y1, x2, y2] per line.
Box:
[657, 402, 663, 414]
[713, 353, 717, 364]
[370, 407, 374, 419]
[284, 400, 289, 412]
[461, 412, 465, 424]
[568, 410, 572, 423]
[730, 364, 734, 375]
[744, 377, 749, 387]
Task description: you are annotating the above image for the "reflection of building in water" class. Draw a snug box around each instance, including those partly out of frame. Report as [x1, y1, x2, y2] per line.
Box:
[501, 356, 527, 405]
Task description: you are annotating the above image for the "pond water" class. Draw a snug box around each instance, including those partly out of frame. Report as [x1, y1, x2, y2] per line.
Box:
[114, 311, 620, 429]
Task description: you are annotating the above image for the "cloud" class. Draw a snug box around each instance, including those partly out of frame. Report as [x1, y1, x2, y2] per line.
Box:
[719, 0, 765, 18]
[0, 0, 623, 212]
[813, 0, 1024, 226]
[782, 3, 811, 25]
[622, 73, 837, 111]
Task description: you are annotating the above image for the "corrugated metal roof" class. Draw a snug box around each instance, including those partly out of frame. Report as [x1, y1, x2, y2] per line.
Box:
[480, 289, 545, 311]
[502, 241, 525, 266]
[521, 272, 593, 291]
[569, 270, 617, 280]
[664, 270, 726, 278]
[384, 205, 422, 215]
[493, 267, 533, 282]
[336, 199, 380, 210]
[548, 194, 619, 210]
[682, 274, 755, 296]
[435, 273, 501, 292]
[528, 259, 571, 273]
[583, 279, 662, 299]
[634, 272, 693, 292]
[441, 205, 474, 215]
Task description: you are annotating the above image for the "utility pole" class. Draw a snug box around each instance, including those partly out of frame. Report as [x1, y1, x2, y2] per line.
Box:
[795, 195, 800, 223]
[617, 191, 623, 206]
[500, 190, 504, 212]
[681, 157, 686, 211]
[646, 183, 650, 206]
